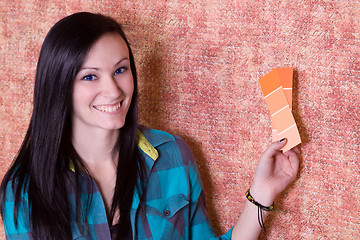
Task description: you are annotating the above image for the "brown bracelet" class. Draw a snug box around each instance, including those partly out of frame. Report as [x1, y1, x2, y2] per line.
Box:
[246, 189, 275, 231]
[245, 189, 275, 211]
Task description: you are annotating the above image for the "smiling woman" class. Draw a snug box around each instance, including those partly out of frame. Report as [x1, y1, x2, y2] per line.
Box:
[0, 12, 300, 240]
[0, 12, 142, 239]
[72, 33, 134, 132]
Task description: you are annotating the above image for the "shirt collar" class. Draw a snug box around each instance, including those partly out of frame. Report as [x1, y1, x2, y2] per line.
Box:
[137, 127, 175, 160]
[136, 130, 158, 161]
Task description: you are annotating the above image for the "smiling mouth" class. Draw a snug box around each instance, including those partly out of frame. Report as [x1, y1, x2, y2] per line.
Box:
[93, 102, 121, 113]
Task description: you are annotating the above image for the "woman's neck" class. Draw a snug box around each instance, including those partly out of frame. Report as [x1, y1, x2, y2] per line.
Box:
[71, 126, 120, 215]
[71, 126, 120, 168]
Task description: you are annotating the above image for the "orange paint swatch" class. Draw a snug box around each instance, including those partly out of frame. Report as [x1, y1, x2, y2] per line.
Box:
[259, 68, 301, 152]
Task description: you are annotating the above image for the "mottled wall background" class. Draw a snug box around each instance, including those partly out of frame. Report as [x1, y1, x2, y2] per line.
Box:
[0, 0, 359, 239]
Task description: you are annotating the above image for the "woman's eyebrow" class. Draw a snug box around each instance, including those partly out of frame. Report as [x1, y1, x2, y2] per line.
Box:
[79, 66, 99, 71]
[114, 57, 130, 66]
[80, 57, 129, 70]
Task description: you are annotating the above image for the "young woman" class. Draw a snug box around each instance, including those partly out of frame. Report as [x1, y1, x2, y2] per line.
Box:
[0, 12, 300, 239]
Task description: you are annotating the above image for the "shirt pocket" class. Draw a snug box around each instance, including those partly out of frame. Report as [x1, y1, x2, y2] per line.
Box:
[146, 194, 189, 219]
[144, 194, 189, 239]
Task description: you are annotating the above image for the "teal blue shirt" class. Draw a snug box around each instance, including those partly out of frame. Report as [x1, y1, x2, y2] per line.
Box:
[3, 127, 233, 239]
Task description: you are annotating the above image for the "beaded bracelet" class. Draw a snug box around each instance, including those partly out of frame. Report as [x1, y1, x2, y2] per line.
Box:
[246, 189, 275, 231]
[246, 189, 275, 211]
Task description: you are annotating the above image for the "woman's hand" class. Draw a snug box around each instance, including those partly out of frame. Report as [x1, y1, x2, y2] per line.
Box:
[250, 139, 300, 206]
[231, 139, 300, 239]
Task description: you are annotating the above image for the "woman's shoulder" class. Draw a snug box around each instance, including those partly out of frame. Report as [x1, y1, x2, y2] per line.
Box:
[138, 125, 189, 150]
[138, 125, 196, 166]
[138, 125, 176, 146]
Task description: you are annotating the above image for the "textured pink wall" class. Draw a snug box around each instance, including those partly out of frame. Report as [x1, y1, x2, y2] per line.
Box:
[0, 0, 359, 239]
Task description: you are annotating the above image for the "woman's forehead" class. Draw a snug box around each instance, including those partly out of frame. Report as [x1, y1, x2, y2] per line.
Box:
[82, 33, 129, 68]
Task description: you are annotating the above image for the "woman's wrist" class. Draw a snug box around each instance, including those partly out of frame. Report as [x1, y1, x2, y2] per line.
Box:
[246, 189, 275, 211]
[249, 185, 276, 206]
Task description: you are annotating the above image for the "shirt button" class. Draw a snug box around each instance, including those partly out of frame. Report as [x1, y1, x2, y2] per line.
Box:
[164, 210, 170, 216]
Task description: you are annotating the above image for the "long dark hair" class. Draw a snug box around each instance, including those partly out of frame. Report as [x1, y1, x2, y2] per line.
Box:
[0, 12, 143, 239]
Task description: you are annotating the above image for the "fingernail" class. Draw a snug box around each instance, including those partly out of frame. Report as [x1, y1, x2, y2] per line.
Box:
[280, 138, 286, 143]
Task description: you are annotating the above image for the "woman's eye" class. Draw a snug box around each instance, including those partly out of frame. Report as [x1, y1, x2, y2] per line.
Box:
[115, 67, 127, 75]
[83, 74, 96, 81]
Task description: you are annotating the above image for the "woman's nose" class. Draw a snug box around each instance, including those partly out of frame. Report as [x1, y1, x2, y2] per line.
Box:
[101, 75, 122, 98]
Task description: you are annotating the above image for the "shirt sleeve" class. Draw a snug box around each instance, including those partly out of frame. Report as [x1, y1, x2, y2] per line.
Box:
[175, 136, 233, 240]
[2, 181, 32, 239]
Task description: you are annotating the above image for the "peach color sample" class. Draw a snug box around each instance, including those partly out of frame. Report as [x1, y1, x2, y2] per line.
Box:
[259, 68, 301, 151]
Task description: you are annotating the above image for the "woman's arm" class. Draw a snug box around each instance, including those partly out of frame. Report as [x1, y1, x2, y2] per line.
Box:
[231, 139, 300, 239]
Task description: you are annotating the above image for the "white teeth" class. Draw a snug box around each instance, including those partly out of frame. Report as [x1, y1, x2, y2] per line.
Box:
[94, 102, 121, 113]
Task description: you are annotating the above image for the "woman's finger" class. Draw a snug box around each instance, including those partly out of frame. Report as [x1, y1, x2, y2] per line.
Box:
[289, 146, 301, 155]
[261, 138, 287, 160]
[283, 148, 300, 177]
[284, 147, 300, 161]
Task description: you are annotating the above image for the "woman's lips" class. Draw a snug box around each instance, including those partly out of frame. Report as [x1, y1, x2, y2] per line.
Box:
[93, 101, 122, 113]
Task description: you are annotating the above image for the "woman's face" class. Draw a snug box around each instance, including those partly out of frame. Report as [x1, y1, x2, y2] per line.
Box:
[72, 33, 134, 133]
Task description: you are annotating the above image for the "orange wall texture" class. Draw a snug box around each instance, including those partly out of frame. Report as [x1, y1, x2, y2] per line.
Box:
[0, 0, 359, 239]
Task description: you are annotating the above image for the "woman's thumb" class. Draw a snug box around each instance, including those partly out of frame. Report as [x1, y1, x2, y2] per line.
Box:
[261, 138, 287, 159]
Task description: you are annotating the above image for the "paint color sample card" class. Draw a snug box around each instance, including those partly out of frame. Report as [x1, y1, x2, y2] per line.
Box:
[259, 68, 301, 152]
[271, 68, 293, 142]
